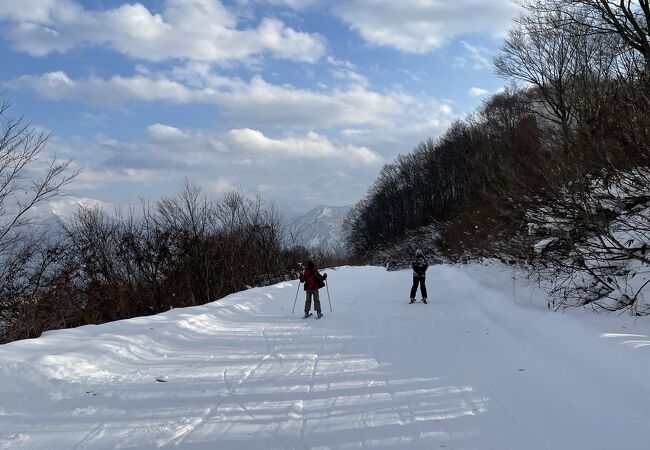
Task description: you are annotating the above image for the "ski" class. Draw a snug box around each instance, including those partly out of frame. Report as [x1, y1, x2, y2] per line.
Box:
[302, 313, 324, 319]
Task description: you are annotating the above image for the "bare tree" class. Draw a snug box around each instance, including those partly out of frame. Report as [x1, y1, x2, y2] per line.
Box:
[0, 104, 77, 261]
[0, 100, 79, 340]
[525, 1, 650, 75]
[0, 101, 78, 262]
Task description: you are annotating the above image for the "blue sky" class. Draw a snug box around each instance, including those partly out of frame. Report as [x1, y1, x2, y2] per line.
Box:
[0, 0, 519, 214]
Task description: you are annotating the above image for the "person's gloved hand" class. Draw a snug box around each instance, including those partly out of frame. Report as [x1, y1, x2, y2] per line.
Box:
[323, 273, 327, 279]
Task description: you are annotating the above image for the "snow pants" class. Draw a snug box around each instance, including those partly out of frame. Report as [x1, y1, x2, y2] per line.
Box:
[410, 276, 427, 299]
[305, 290, 321, 314]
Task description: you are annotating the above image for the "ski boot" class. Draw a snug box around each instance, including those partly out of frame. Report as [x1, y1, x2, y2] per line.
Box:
[422, 298, 428, 304]
[303, 312, 312, 319]
[317, 312, 323, 319]
[409, 298, 415, 304]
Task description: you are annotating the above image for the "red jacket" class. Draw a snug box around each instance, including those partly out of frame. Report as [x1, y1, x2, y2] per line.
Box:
[300, 269, 326, 291]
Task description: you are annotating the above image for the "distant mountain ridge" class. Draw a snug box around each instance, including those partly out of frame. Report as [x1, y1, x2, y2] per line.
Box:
[32, 200, 352, 253]
[286, 204, 351, 252]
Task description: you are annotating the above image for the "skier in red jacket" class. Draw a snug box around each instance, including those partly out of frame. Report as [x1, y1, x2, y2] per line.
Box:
[299, 260, 327, 318]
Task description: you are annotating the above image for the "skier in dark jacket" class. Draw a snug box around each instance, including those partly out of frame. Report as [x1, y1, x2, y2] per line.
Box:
[299, 260, 327, 318]
[410, 249, 428, 304]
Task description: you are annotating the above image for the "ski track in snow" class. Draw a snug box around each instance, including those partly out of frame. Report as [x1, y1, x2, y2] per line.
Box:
[1, 264, 650, 449]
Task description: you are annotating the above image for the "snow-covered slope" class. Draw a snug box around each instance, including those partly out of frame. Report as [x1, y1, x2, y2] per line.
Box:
[2, 264, 650, 449]
[287, 204, 351, 251]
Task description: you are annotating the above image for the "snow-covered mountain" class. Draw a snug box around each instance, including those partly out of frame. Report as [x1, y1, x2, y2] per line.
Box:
[286, 204, 351, 251]
[27, 198, 107, 242]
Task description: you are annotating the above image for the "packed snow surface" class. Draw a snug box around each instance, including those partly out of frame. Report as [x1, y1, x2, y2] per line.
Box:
[2, 264, 650, 450]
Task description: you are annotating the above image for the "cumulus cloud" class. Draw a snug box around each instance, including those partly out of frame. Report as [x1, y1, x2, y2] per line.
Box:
[71, 167, 178, 190]
[8, 72, 202, 105]
[335, 0, 518, 53]
[9, 70, 410, 128]
[0, 0, 67, 23]
[238, 0, 319, 9]
[468, 87, 490, 97]
[147, 123, 192, 141]
[45, 123, 385, 210]
[113, 123, 382, 165]
[227, 128, 382, 164]
[144, 124, 228, 159]
[0, 0, 326, 63]
[216, 76, 407, 127]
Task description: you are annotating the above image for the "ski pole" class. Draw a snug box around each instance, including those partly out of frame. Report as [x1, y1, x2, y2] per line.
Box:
[325, 280, 332, 312]
[292, 280, 301, 315]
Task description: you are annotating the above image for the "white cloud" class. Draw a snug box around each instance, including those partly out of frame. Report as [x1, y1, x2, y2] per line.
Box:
[144, 125, 228, 157]
[8, 72, 202, 105]
[227, 128, 382, 164]
[45, 124, 386, 210]
[468, 87, 490, 97]
[326, 56, 356, 69]
[459, 41, 493, 70]
[147, 124, 192, 141]
[59, 122, 382, 171]
[9, 70, 410, 128]
[71, 167, 178, 190]
[330, 67, 369, 86]
[397, 69, 423, 82]
[335, 0, 518, 53]
[0, 0, 72, 23]
[238, 0, 318, 9]
[0, 0, 326, 63]
[205, 177, 235, 193]
[340, 97, 456, 153]
[217, 76, 406, 127]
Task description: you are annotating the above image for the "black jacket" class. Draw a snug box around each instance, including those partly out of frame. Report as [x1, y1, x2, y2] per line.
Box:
[412, 255, 428, 278]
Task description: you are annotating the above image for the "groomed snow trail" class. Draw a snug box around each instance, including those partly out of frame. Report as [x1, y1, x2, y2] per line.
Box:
[2, 265, 650, 450]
